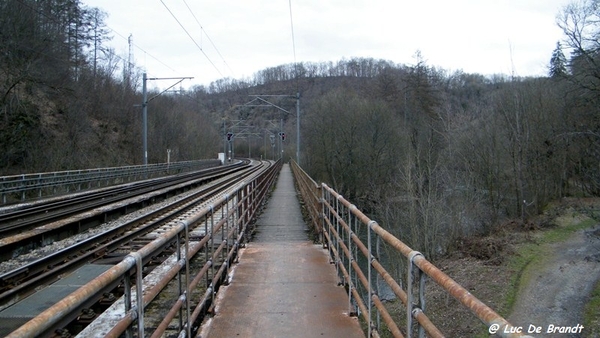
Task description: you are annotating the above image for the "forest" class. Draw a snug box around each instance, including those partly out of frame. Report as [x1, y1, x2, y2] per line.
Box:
[2, 0, 600, 257]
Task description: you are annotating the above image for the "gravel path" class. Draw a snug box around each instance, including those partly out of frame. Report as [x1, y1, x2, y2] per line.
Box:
[508, 225, 600, 338]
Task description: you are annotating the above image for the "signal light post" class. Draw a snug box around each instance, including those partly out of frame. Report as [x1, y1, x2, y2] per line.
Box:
[226, 132, 234, 161]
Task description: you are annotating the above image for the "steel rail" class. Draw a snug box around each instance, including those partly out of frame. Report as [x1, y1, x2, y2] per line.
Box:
[104, 200, 236, 338]
[92, 159, 281, 338]
[0, 162, 257, 309]
[0, 162, 251, 263]
[0, 159, 221, 204]
[4, 160, 280, 338]
[0, 162, 234, 220]
[0, 162, 243, 234]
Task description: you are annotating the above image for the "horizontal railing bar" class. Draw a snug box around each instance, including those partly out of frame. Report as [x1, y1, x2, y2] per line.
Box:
[6, 160, 281, 338]
[290, 160, 531, 338]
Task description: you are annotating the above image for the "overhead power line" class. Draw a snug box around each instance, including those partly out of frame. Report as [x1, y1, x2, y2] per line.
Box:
[108, 27, 180, 75]
[181, 0, 235, 77]
[160, 0, 224, 78]
[288, 0, 299, 91]
[288, 0, 297, 66]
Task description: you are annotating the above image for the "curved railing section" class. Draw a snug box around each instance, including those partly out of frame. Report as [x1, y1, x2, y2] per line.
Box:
[290, 160, 530, 338]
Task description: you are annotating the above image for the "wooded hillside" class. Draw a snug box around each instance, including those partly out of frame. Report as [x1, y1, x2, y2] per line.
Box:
[2, 0, 600, 256]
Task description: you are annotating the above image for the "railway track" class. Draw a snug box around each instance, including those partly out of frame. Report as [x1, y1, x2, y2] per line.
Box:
[0, 161, 248, 261]
[0, 159, 281, 337]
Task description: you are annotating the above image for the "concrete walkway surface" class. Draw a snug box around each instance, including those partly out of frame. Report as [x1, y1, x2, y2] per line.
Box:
[201, 163, 364, 338]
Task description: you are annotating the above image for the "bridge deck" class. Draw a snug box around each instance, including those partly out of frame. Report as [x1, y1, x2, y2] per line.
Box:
[201, 163, 364, 338]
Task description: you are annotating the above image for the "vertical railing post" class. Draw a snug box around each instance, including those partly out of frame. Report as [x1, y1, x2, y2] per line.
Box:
[252, 179, 257, 218]
[238, 188, 244, 242]
[317, 185, 323, 245]
[407, 250, 423, 338]
[244, 185, 249, 225]
[347, 200, 353, 316]
[407, 260, 413, 338]
[323, 188, 330, 251]
[210, 205, 215, 304]
[418, 271, 426, 338]
[124, 272, 133, 338]
[134, 253, 144, 338]
[225, 194, 231, 271]
[221, 202, 226, 282]
[184, 222, 191, 338]
[376, 234, 381, 332]
[367, 220, 373, 338]
[176, 232, 183, 332]
[204, 210, 210, 290]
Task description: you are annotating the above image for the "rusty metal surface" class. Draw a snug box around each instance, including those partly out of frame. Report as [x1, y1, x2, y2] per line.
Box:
[0, 264, 112, 337]
[203, 164, 364, 338]
[5, 161, 280, 338]
[319, 183, 531, 338]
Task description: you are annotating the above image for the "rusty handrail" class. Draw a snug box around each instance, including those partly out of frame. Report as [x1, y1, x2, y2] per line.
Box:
[6, 160, 281, 338]
[290, 161, 531, 338]
[321, 183, 531, 338]
[290, 161, 322, 238]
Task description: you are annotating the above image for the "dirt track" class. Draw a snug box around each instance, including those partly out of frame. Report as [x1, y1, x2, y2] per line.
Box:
[508, 225, 600, 338]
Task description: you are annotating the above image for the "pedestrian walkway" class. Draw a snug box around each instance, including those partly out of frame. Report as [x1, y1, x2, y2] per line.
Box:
[201, 163, 365, 338]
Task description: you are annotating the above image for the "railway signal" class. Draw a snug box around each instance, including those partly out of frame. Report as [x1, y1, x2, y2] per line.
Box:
[227, 132, 234, 141]
[279, 132, 286, 141]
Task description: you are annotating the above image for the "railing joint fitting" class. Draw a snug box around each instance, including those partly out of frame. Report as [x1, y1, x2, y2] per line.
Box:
[411, 306, 423, 317]
[408, 250, 423, 264]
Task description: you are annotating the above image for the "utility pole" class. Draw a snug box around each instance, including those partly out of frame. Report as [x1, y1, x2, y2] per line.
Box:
[142, 73, 148, 165]
[140, 73, 193, 165]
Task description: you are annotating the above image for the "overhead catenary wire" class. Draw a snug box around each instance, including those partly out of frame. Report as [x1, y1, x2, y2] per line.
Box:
[108, 27, 180, 75]
[181, 0, 235, 78]
[160, 0, 224, 79]
[288, 0, 299, 92]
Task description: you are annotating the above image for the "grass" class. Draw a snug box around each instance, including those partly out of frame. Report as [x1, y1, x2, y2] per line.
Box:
[504, 215, 598, 320]
[584, 279, 600, 337]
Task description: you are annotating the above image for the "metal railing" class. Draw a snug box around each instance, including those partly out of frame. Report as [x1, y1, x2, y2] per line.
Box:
[6, 160, 281, 338]
[0, 159, 222, 204]
[290, 160, 531, 338]
[290, 159, 322, 240]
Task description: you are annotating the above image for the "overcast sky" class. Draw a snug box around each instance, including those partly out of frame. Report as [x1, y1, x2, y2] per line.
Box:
[82, 0, 573, 89]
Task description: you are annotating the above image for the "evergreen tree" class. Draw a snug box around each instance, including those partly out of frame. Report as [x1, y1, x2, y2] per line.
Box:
[549, 41, 568, 78]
